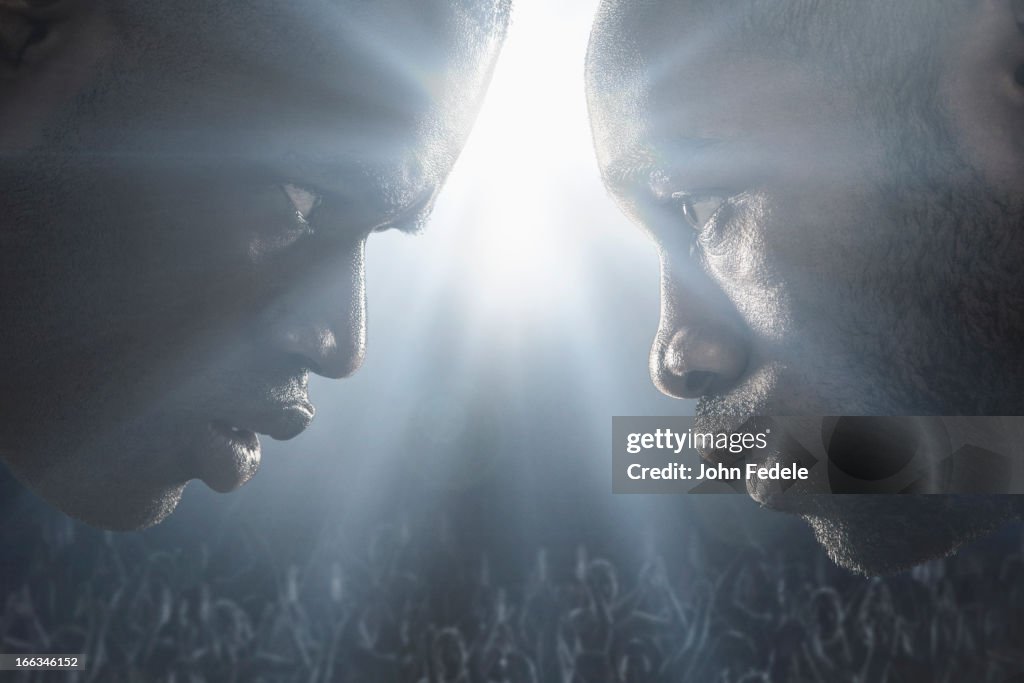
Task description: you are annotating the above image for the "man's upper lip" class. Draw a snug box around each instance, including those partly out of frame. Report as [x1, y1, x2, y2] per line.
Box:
[218, 400, 315, 441]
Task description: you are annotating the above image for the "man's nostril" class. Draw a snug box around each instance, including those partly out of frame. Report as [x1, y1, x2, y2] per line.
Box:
[683, 370, 717, 396]
[657, 325, 748, 398]
[291, 353, 322, 377]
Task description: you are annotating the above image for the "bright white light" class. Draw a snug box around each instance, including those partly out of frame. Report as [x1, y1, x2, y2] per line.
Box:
[426, 0, 602, 317]
[311, 0, 676, 498]
[363, 0, 660, 341]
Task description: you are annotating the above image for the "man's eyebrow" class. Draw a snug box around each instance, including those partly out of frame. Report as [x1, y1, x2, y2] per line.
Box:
[277, 155, 377, 200]
[379, 186, 437, 235]
[604, 150, 659, 194]
[604, 138, 724, 194]
[274, 154, 437, 235]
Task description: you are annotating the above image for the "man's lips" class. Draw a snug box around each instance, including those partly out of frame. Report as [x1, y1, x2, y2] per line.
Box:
[695, 416, 826, 507]
[232, 401, 316, 441]
[198, 421, 261, 493]
[192, 400, 315, 493]
[696, 416, 971, 511]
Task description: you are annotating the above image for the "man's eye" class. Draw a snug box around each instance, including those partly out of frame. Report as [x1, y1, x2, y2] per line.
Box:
[672, 192, 728, 231]
[281, 183, 321, 223]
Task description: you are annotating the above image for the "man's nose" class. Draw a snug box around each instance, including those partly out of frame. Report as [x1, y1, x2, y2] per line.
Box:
[270, 241, 367, 379]
[652, 326, 748, 398]
[650, 255, 748, 399]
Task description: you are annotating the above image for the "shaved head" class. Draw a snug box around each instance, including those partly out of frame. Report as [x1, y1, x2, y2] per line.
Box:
[1, 0, 510, 528]
[587, 0, 1024, 572]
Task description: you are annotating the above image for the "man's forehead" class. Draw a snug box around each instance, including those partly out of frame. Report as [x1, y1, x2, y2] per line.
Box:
[587, 0, 849, 185]
[261, 1, 508, 205]
[220, 2, 487, 91]
[229, 1, 505, 95]
[118, 1, 507, 143]
[98, 0, 509, 197]
[586, 1, 737, 168]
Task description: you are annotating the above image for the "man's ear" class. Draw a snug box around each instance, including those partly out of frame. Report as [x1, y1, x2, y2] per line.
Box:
[943, 0, 1024, 194]
[0, 0, 69, 72]
[0, 0, 111, 149]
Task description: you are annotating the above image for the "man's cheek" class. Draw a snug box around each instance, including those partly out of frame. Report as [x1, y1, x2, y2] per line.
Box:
[701, 222, 792, 343]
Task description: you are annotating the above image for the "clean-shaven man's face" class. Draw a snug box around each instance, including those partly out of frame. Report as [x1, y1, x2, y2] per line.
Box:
[0, 0, 509, 529]
[587, 0, 1024, 572]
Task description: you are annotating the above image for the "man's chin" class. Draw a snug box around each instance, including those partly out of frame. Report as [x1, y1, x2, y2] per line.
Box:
[69, 487, 186, 531]
[28, 472, 187, 531]
[790, 495, 1020, 575]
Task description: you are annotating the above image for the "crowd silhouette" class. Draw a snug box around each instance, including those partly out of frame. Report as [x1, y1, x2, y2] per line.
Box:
[2, 506, 1023, 683]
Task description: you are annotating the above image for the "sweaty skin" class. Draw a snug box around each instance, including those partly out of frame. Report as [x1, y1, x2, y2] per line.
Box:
[586, 0, 1024, 572]
[0, 0, 510, 529]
